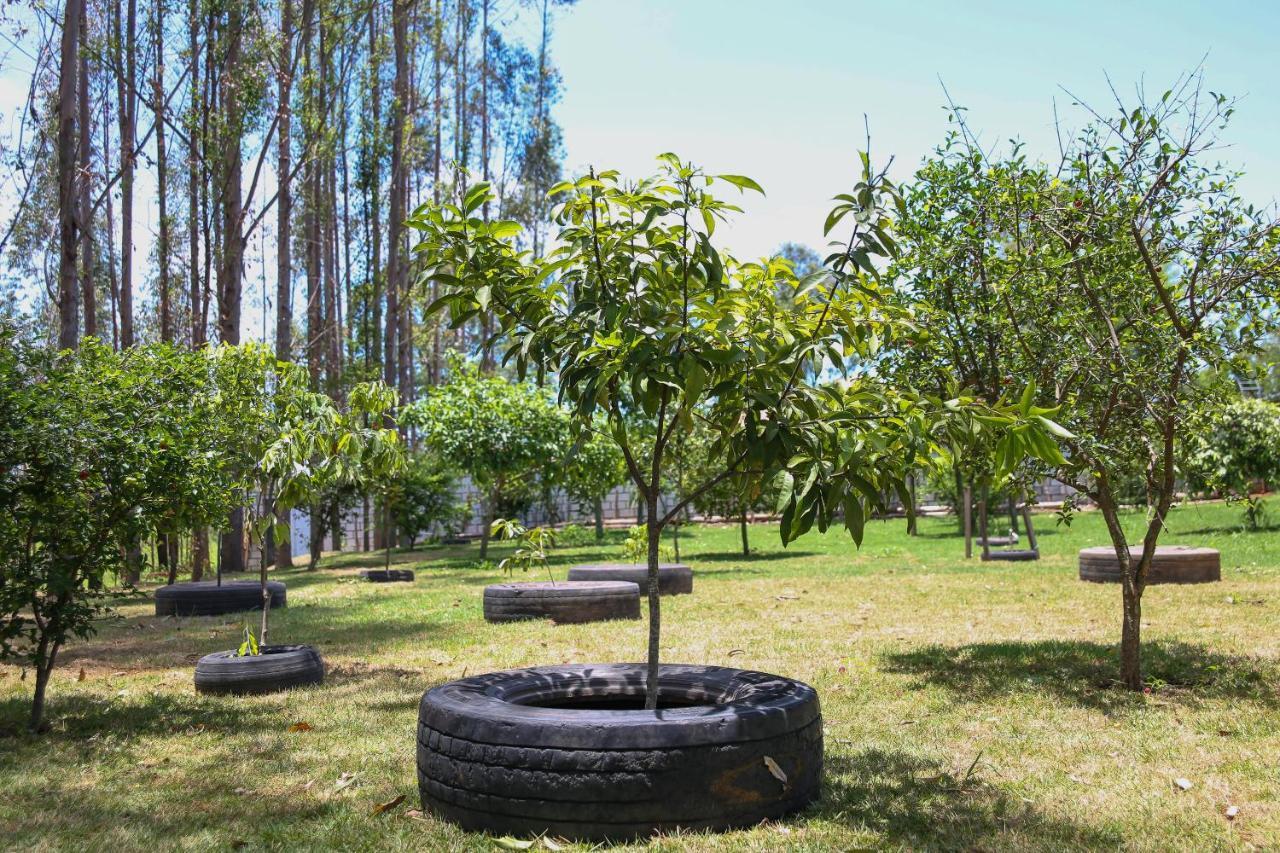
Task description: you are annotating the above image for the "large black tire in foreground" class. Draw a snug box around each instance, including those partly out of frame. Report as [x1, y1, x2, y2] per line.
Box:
[566, 563, 693, 595]
[155, 580, 286, 617]
[484, 581, 640, 624]
[1079, 545, 1221, 584]
[982, 549, 1039, 562]
[194, 644, 325, 695]
[360, 568, 415, 583]
[417, 663, 822, 840]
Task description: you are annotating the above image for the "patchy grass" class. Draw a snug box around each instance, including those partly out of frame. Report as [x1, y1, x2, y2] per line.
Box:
[2, 500, 1278, 850]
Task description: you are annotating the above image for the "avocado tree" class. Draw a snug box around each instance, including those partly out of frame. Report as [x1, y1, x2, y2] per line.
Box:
[413, 154, 1066, 708]
[922, 77, 1280, 688]
[406, 358, 568, 559]
[1185, 399, 1280, 530]
[0, 335, 272, 731]
[559, 426, 628, 540]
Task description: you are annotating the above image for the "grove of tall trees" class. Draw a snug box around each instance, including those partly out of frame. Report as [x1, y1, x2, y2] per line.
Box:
[0, 0, 576, 571]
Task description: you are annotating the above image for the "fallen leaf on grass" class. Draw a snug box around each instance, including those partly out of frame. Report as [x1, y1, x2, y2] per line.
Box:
[493, 837, 534, 850]
[287, 721, 313, 733]
[335, 772, 358, 792]
[541, 838, 565, 850]
[1225, 805, 1239, 820]
[403, 809, 426, 820]
[763, 756, 788, 789]
[372, 794, 406, 816]
[1174, 777, 1193, 791]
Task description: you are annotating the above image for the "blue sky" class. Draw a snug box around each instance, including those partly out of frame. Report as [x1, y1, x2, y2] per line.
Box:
[547, 0, 1280, 259]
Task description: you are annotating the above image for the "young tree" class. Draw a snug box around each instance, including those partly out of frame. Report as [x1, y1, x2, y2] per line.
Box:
[1184, 399, 1280, 530]
[406, 359, 568, 559]
[559, 427, 627, 540]
[389, 452, 468, 547]
[415, 154, 1065, 707]
[925, 78, 1280, 688]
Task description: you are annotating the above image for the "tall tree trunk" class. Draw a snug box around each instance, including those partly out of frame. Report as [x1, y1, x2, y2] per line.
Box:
[102, 92, 120, 348]
[217, 0, 246, 573]
[187, 0, 202, 346]
[118, 0, 138, 347]
[387, 0, 409, 416]
[154, 0, 172, 342]
[57, 0, 82, 351]
[273, 0, 295, 569]
[367, 0, 383, 383]
[77, 0, 95, 341]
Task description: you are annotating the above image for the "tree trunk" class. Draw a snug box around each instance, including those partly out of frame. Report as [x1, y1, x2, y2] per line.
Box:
[478, 488, 493, 560]
[1096, 491, 1145, 690]
[308, 505, 323, 570]
[57, 0, 82, 351]
[593, 497, 604, 541]
[978, 485, 990, 560]
[166, 534, 180, 584]
[276, 0, 293, 363]
[118, 0, 138, 347]
[962, 482, 972, 559]
[740, 510, 749, 556]
[192, 528, 208, 580]
[77, 0, 95, 341]
[187, 0, 202, 346]
[385, 0, 408, 406]
[644, 496, 662, 710]
[153, 0, 172, 343]
[906, 474, 918, 536]
[28, 634, 60, 733]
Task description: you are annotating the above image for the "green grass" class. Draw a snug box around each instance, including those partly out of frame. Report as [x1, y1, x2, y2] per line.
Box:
[2, 500, 1279, 850]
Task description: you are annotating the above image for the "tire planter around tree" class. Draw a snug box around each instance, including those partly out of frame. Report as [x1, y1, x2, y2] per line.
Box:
[981, 549, 1040, 562]
[360, 568, 416, 583]
[566, 563, 693, 595]
[1078, 545, 1221, 584]
[155, 580, 287, 617]
[416, 663, 822, 841]
[483, 581, 640, 624]
[194, 644, 326, 695]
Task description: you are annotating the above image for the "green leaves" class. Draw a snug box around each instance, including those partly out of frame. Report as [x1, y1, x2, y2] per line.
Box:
[715, 174, 765, 195]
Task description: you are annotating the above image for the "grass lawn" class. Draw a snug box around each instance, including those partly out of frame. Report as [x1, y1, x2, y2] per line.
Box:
[2, 500, 1278, 851]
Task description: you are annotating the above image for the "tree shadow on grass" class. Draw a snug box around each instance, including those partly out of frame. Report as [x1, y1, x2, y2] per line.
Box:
[819, 747, 1121, 849]
[881, 639, 1280, 710]
[0, 688, 281, 740]
[684, 550, 818, 565]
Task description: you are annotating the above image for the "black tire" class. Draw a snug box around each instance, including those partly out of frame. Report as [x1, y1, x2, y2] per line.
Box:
[566, 563, 693, 595]
[194, 644, 325, 695]
[981, 549, 1039, 562]
[1079, 545, 1220, 584]
[155, 580, 286, 617]
[360, 569, 415, 583]
[977, 535, 1016, 547]
[483, 582, 640, 624]
[417, 663, 822, 840]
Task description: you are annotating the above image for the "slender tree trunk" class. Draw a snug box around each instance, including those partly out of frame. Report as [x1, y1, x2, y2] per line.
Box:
[154, 0, 172, 342]
[645, 494, 662, 710]
[740, 509, 749, 557]
[57, 0, 83, 351]
[389, 0, 411, 415]
[1096, 490, 1145, 690]
[593, 496, 604, 541]
[28, 634, 61, 733]
[217, 0, 246, 574]
[962, 481, 973, 559]
[478, 487, 493, 559]
[118, 0, 138, 347]
[102, 92, 120, 348]
[187, 0, 202, 346]
[77, 0, 95, 340]
[276, 0, 293, 363]
[978, 484, 990, 560]
[906, 474, 918, 536]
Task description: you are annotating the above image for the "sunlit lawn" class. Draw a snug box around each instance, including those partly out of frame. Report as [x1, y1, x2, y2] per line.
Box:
[2, 500, 1278, 850]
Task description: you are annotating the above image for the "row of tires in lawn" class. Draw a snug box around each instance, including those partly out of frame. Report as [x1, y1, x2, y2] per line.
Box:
[151, 543, 1221, 841]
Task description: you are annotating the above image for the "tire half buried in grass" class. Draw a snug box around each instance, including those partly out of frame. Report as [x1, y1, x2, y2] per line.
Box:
[194, 644, 325, 695]
[360, 568, 415, 583]
[416, 663, 822, 840]
[155, 580, 286, 617]
[483, 581, 640, 624]
[1078, 545, 1221, 584]
[566, 563, 693, 595]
